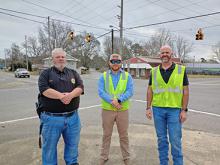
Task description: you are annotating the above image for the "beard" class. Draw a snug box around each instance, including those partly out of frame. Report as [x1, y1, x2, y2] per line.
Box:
[54, 63, 66, 70]
[161, 55, 171, 63]
[111, 65, 121, 72]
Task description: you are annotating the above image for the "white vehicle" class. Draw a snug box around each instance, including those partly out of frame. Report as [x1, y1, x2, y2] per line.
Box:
[14, 68, 30, 78]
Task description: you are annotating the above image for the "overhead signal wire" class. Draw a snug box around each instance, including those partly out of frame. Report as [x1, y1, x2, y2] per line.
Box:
[125, 11, 220, 30]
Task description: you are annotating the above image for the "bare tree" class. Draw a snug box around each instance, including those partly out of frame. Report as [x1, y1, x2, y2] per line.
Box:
[103, 36, 133, 60]
[143, 29, 174, 57]
[174, 35, 193, 62]
[72, 32, 101, 68]
[212, 41, 220, 61]
[6, 43, 24, 71]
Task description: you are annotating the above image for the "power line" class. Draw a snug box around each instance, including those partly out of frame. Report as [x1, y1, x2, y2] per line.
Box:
[21, 0, 107, 30]
[0, 11, 45, 24]
[52, 18, 109, 31]
[96, 31, 112, 39]
[171, 24, 220, 33]
[125, 11, 220, 30]
[125, 0, 205, 25]
[165, 0, 217, 25]
[74, 0, 116, 26]
[77, 0, 119, 28]
[0, 7, 109, 31]
[0, 7, 46, 19]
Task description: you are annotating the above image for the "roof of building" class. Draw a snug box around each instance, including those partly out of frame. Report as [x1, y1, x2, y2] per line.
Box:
[124, 56, 181, 64]
[123, 63, 152, 69]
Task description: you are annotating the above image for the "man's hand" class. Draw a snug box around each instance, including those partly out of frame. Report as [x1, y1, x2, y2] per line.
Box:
[146, 108, 152, 120]
[111, 99, 122, 110]
[60, 92, 73, 105]
[180, 110, 187, 123]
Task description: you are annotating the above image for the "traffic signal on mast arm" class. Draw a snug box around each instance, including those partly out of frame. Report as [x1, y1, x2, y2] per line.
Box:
[195, 28, 204, 40]
[85, 34, 91, 43]
[68, 31, 74, 40]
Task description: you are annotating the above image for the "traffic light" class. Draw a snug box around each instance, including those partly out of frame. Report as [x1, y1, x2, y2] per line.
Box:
[195, 28, 204, 40]
[85, 34, 91, 43]
[68, 31, 74, 40]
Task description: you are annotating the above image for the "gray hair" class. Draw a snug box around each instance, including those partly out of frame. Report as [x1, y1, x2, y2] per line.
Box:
[52, 48, 66, 57]
[160, 45, 172, 51]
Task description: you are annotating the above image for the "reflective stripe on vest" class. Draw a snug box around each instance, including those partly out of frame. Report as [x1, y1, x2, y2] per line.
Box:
[152, 64, 185, 108]
[101, 70, 129, 111]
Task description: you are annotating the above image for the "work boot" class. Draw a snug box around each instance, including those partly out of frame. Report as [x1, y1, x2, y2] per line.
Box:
[124, 159, 130, 165]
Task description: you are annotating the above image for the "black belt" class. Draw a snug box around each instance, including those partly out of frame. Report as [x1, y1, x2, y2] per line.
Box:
[43, 110, 77, 117]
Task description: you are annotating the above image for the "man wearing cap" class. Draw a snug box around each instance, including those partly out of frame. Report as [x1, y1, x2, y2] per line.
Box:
[146, 45, 189, 165]
[38, 48, 84, 165]
[98, 54, 134, 165]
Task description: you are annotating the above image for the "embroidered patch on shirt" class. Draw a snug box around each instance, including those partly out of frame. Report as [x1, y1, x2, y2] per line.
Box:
[71, 78, 75, 84]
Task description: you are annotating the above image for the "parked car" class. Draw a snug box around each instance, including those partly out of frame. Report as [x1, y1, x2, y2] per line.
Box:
[14, 68, 30, 78]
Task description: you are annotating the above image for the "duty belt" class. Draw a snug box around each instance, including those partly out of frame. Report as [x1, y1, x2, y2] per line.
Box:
[43, 110, 77, 117]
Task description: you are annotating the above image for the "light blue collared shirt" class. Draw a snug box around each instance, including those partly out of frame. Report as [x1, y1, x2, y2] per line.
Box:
[98, 69, 134, 103]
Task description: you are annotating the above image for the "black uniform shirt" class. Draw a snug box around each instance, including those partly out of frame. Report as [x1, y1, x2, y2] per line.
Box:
[148, 63, 189, 86]
[38, 66, 84, 113]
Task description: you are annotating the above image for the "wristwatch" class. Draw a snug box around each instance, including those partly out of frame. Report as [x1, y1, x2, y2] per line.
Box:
[117, 99, 121, 104]
[146, 107, 151, 111]
[182, 108, 188, 112]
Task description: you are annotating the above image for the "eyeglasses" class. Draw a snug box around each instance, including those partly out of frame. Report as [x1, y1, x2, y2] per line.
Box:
[110, 59, 122, 64]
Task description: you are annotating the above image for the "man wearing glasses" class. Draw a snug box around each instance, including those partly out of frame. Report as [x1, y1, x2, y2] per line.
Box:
[98, 54, 134, 165]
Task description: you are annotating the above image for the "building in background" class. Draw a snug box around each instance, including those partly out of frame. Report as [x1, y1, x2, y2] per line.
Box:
[123, 57, 181, 79]
[43, 54, 79, 70]
[185, 63, 220, 75]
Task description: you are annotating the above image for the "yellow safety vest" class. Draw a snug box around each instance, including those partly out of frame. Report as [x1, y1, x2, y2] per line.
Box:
[101, 70, 130, 111]
[151, 64, 185, 108]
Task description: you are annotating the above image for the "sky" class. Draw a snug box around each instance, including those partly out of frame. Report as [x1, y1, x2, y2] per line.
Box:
[0, 0, 220, 61]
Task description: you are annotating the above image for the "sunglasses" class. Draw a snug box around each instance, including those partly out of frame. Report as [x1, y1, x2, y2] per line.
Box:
[110, 59, 122, 64]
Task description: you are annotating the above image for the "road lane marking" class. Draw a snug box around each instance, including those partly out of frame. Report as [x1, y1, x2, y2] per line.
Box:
[0, 116, 38, 125]
[131, 99, 220, 118]
[190, 83, 220, 86]
[0, 104, 101, 125]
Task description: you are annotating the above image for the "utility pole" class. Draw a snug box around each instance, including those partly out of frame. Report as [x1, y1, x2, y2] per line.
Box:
[48, 16, 51, 55]
[25, 35, 28, 71]
[119, 0, 123, 57]
[4, 50, 7, 70]
[52, 22, 57, 48]
[111, 29, 114, 54]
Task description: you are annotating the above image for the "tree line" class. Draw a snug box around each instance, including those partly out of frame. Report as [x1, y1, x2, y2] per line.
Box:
[6, 21, 216, 71]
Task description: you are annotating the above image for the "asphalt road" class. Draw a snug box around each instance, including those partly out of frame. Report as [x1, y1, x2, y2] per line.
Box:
[0, 70, 220, 164]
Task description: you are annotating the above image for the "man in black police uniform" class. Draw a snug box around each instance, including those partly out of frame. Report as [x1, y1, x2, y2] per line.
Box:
[38, 48, 84, 165]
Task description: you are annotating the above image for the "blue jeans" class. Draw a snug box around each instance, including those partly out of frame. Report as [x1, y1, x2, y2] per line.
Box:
[40, 111, 81, 165]
[152, 107, 183, 165]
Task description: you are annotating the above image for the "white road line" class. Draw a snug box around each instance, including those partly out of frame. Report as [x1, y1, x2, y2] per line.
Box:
[0, 104, 101, 125]
[131, 99, 220, 118]
[190, 83, 220, 86]
[189, 109, 220, 117]
[0, 116, 38, 125]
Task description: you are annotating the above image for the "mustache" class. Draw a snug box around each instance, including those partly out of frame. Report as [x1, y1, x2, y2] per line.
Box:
[161, 55, 171, 58]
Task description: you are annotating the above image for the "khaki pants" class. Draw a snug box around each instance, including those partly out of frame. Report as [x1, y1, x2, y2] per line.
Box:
[100, 109, 130, 160]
